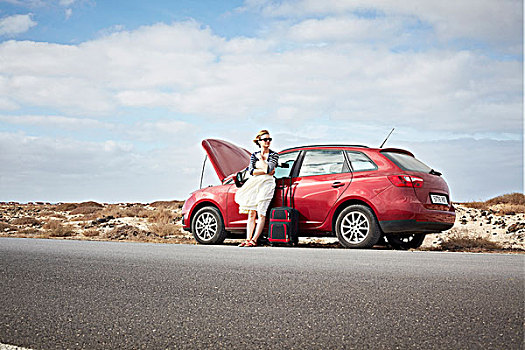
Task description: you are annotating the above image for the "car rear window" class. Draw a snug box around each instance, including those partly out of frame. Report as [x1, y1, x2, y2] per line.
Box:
[382, 152, 432, 173]
[345, 151, 377, 172]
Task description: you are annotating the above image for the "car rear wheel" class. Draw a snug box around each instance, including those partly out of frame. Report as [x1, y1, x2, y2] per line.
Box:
[191, 207, 227, 244]
[335, 205, 381, 248]
[386, 233, 426, 250]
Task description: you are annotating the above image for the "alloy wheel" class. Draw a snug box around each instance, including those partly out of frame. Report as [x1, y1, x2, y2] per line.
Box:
[195, 212, 218, 241]
[340, 211, 370, 244]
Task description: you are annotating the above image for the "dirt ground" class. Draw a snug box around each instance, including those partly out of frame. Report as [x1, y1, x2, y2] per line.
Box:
[1, 201, 523, 252]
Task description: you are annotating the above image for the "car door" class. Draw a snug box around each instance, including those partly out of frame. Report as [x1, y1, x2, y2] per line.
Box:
[226, 150, 301, 229]
[291, 149, 352, 230]
[273, 150, 301, 207]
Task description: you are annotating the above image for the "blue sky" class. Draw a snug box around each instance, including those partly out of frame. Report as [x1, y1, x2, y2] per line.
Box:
[0, 0, 523, 203]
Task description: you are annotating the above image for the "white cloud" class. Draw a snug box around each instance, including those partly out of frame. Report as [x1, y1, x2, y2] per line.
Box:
[241, 0, 523, 53]
[0, 12, 521, 202]
[0, 19, 520, 134]
[286, 16, 403, 43]
[0, 131, 204, 202]
[0, 13, 37, 36]
[0, 114, 196, 143]
[65, 8, 72, 20]
[0, 114, 111, 129]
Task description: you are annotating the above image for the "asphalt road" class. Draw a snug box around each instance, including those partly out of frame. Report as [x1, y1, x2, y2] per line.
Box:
[1, 238, 523, 349]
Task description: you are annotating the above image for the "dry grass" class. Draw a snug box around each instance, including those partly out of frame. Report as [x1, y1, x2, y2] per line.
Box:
[43, 220, 75, 237]
[70, 206, 103, 215]
[99, 205, 149, 218]
[146, 208, 182, 237]
[461, 201, 488, 210]
[486, 192, 525, 205]
[461, 192, 525, 213]
[494, 204, 525, 215]
[56, 201, 103, 212]
[105, 224, 149, 240]
[55, 203, 78, 211]
[82, 228, 100, 237]
[149, 200, 184, 209]
[0, 222, 14, 232]
[424, 230, 506, 252]
[18, 227, 41, 235]
[11, 217, 41, 226]
[148, 223, 180, 237]
[147, 208, 180, 223]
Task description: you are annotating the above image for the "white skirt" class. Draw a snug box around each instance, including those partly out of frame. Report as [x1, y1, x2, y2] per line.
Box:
[235, 174, 276, 216]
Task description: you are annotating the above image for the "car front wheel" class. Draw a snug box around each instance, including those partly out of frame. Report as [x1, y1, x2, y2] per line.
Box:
[386, 233, 426, 250]
[335, 205, 381, 248]
[191, 207, 227, 244]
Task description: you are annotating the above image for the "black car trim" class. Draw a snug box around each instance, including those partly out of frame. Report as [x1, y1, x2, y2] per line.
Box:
[280, 144, 369, 152]
[379, 219, 454, 234]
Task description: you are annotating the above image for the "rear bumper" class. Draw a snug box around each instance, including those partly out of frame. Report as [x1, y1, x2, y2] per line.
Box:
[379, 219, 454, 234]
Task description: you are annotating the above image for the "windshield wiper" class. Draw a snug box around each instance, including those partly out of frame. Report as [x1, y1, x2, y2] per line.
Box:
[429, 169, 442, 176]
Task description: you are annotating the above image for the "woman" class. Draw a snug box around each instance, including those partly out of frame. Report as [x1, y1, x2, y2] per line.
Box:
[235, 129, 279, 247]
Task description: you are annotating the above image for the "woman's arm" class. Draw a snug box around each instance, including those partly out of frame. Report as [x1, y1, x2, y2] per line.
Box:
[247, 153, 257, 175]
[267, 152, 279, 174]
[253, 152, 278, 175]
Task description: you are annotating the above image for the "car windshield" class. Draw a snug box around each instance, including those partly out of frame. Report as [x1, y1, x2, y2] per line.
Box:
[382, 151, 432, 173]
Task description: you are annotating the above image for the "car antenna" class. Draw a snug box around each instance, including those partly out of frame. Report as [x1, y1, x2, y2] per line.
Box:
[199, 155, 207, 189]
[379, 128, 395, 148]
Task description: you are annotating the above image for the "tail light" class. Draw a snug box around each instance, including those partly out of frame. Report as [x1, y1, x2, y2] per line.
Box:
[388, 175, 424, 188]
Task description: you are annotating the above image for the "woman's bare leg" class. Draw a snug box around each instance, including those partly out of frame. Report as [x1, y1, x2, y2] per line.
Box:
[252, 214, 266, 242]
[246, 210, 257, 241]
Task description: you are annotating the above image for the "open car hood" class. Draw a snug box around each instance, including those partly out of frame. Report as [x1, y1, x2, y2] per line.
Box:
[202, 139, 251, 182]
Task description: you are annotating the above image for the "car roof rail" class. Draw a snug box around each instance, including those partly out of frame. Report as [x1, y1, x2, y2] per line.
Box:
[280, 144, 369, 152]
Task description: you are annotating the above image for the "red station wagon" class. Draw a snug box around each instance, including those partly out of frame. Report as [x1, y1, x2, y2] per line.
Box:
[182, 139, 456, 249]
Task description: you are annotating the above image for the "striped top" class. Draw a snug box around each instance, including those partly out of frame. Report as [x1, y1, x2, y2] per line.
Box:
[248, 149, 279, 175]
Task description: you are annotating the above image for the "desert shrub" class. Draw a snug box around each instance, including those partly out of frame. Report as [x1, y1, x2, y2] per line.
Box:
[18, 227, 40, 235]
[123, 206, 148, 217]
[147, 208, 180, 224]
[461, 201, 488, 210]
[70, 206, 103, 215]
[149, 200, 184, 209]
[77, 201, 103, 208]
[486, 192, 525, 206]
[430, 234, 503, 252]
[49, 213, 67, 219]
[83, 228, 100, 237]
[494, 204, 525, 215]
[56, 203, 78, 211]
[105, 224, 149, 240]
[0, 222, 14, 232]
[462, 193, 525, 213]
[43, 221, 75, 237]
[12, 217, 41, 226]
[99, 205, 147, 218]
[148, 223, 181, 237]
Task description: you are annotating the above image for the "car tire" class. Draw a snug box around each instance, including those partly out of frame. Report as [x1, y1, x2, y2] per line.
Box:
[335, 205, 381, 248]
[386, 233, 426, 250]
[191, 207, 227, 244]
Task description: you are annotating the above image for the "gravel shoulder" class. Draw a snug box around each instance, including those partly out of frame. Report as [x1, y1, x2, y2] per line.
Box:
[0, 202, 523, 252]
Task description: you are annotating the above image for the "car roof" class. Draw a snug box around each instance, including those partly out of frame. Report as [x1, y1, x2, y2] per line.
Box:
[279, 145, 415, 157]
[280, 144, 369, 152]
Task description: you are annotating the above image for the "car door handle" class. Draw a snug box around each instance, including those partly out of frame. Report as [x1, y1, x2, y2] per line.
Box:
[332, 181, 345, 188]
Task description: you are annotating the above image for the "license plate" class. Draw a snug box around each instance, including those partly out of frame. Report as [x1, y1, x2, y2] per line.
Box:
[430, 194, 448, 205]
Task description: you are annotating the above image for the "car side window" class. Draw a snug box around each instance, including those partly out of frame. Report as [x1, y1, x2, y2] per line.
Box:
[345, 151, 377, 172]
[298, 150, 348, 177]
[274, 151, 300, 179]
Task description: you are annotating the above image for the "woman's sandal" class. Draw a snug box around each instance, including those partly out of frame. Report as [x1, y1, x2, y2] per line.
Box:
[238, 240, 249, 247]
[245, 240, 257, 247]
